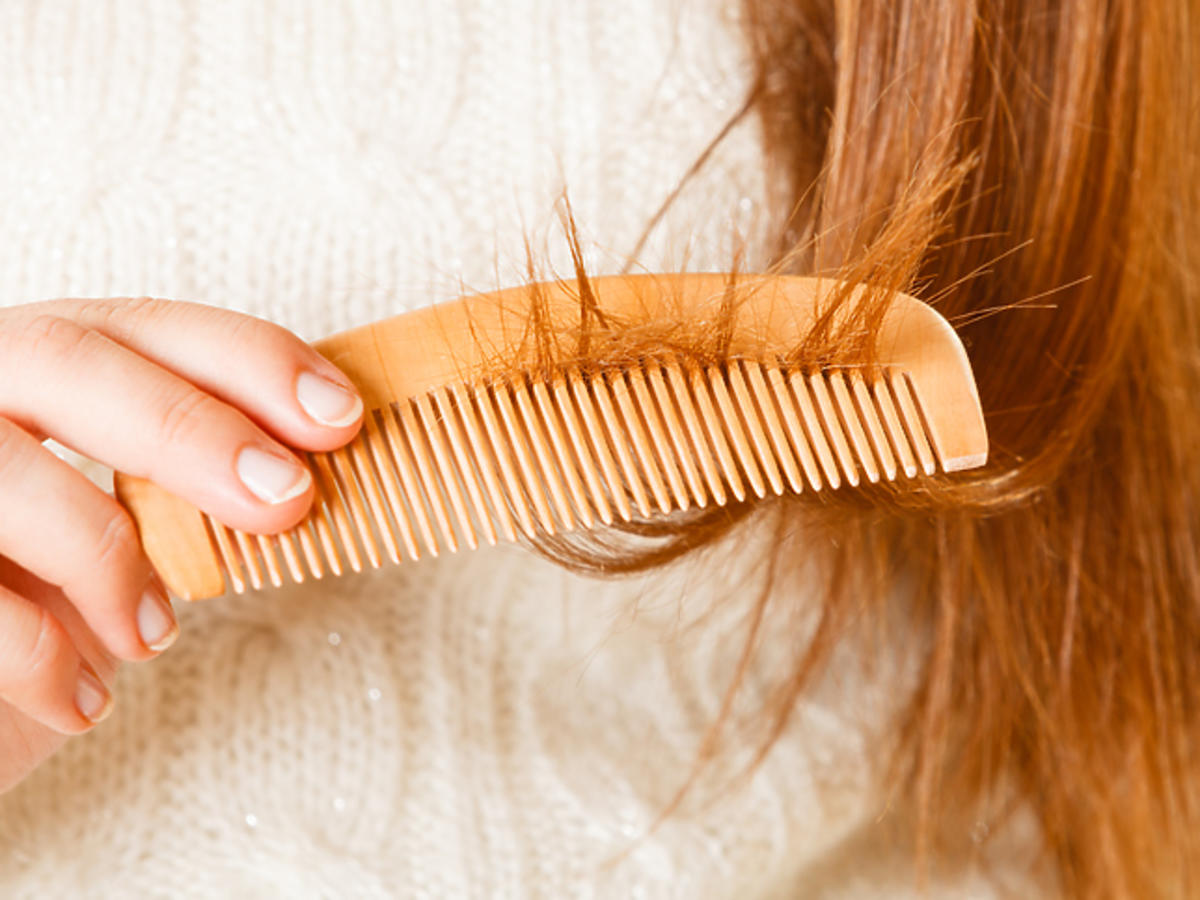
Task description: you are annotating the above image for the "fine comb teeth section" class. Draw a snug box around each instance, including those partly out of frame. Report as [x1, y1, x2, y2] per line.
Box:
[201, 360, 941, 595]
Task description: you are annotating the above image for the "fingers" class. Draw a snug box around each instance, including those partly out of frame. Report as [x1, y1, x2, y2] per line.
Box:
[0, 583, 112, 735]
[0, 419, 177, 661]
[0, 315, 317, 534]
[16, 297, 362, 452]
[0, 297, 365, 745]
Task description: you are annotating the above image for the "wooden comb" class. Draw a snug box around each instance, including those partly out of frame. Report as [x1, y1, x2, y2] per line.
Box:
[114, 274, 987, 600]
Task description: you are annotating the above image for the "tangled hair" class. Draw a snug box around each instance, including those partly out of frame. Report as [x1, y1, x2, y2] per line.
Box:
[516, 0, 1198, 896]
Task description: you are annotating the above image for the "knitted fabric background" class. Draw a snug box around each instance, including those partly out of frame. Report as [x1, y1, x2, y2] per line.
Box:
[0, 1, 1022, 896]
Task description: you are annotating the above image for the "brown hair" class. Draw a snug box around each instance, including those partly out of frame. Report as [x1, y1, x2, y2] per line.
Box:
[748, 1, 1200, 894]
[524, 0, 1200, 895]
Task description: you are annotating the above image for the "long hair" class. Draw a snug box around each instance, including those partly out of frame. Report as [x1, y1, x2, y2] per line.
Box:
[518, 1, 1199, 895]
[749, 1, 1200, 894]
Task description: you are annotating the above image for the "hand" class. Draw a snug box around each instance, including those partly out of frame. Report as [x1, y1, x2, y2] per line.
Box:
[0, 297, 363, 791]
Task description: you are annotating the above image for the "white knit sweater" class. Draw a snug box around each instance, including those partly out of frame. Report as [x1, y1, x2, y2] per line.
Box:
[0, 2, 1024, 896]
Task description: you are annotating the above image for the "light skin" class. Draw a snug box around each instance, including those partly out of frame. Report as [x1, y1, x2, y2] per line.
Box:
[0, 297, 363, 792]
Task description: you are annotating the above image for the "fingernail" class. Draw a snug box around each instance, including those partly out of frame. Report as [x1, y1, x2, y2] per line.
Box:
[236, 447, 312, 504]
[75, 665, 113, 724]
[137, 579, 178, 652]
[297, 372, 363, 428]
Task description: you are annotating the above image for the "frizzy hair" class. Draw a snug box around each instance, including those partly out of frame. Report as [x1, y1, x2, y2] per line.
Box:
[506, 0, 1199, 896]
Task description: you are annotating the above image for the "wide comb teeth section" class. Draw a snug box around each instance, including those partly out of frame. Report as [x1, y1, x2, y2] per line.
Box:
[202, 363, 942, 593]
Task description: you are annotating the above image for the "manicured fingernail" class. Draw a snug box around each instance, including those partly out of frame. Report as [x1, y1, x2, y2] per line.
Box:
[236, 447, 312, 504]
[75, 666, 113, 724]
[297, 372, 363, 428]
[137, 579, 178, 652]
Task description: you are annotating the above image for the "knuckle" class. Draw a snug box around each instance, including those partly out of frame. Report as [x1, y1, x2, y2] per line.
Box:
[155, 388, 225, 448]
[225, 312, 303, 363]
[13, 314, 95, 364]
[82, 296, 162, 341]
[14, 607, 70, 682]
[226, 312, 277, 349]
[91, 508, 144, 576]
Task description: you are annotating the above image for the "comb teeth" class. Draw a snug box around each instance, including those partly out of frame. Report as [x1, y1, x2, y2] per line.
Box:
[203, 362, 941, 593]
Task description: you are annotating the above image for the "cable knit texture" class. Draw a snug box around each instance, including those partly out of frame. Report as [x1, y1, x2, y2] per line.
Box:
[0, 2, 1024, 897]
